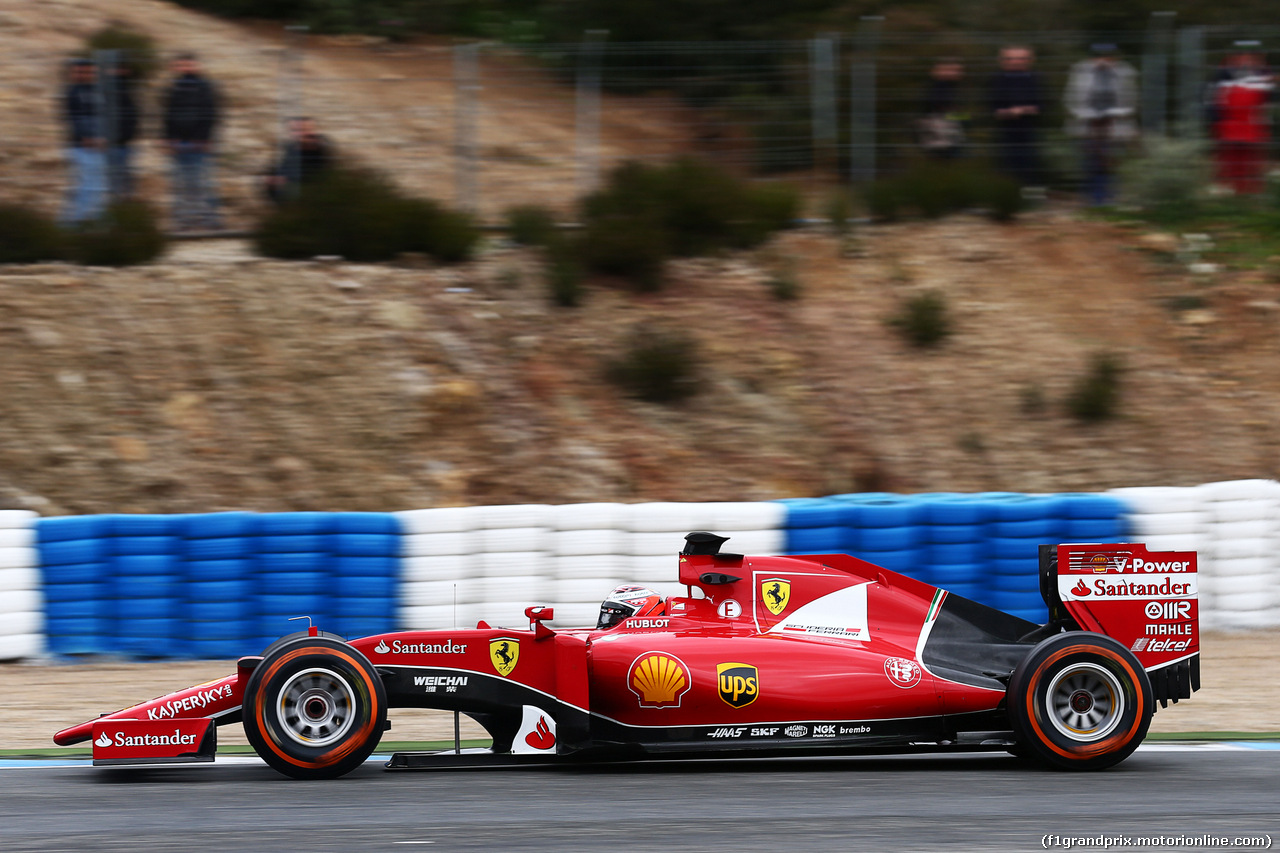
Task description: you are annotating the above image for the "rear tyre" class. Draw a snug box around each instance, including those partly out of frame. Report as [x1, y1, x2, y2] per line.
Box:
[1007, 632, 1151, 771]
[243, 636, 386, 780]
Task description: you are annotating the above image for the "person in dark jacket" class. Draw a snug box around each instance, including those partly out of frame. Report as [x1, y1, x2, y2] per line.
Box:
[988, 45, 1044, 187]
[162, 53, 222, 230]
[105, 62, 140, 199]
[61, 58, 108, 225]
[919, 58, 968, 159]
[263, 117, 335, 204]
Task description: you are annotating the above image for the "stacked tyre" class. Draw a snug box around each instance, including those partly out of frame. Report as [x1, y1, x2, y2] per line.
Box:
[780, 498, 853, 555]
[110, 515, 183, 658]
[0, 510, 43, 660]
[1198, 480, 1279, 630]
[921, 494, 989, 603]
[329, 513, 401, 640]
[835, 494, 926, 581]
[984, 495, 1061, 622]
[181, 512, 257, 660]
[397, 506, 484, 630]
[550, 502, 628, 628]
[474, 504, 554, 628]
[253, 513, 334, 648]
[36, 516, 109, 655]
[1109, 486, 1209, 623]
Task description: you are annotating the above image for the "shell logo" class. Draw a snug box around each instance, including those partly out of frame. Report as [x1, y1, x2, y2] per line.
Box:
[1091, 554, 1110, 574]
[628, 652, 691, 708]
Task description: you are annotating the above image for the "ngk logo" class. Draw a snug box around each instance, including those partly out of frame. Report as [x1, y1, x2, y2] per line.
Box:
[1145, 601, 1192, 620]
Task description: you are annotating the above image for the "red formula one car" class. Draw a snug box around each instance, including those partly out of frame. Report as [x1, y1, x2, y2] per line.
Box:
[55, 533, 1200, 778]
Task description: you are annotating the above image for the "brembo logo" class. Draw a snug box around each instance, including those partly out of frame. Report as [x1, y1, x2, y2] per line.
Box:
[146, 683, 234, 720]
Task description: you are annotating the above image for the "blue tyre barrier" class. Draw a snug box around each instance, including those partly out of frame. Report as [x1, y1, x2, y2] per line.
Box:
[989, 537, 1045, 561]
[841, 497, 921, 528]
[113, 575, 178, 599]
[185, 638, 253, 659]
[926, 541, 986, 565]
[1062, 517, 1127, 540]
[186, 618, 256, 640]
[179, 512, 255, 539]
[780, 499, 844, 529]
[112, 554, 179, 576]
[990, 557, 1037, 576]
[186, 601, 249, 622]
[256, 552, 328, 573]
[923, 497, 987, 526]
[332, 513, 399, 535]
[785, 526, 849, 553]
[331, 533, 400, 557]
[929, 563, 984, 586]
[41, 562, 107, 585]
[182, 537, 253, 561]
[115, 597, 179, 620]
[37, 516, 109, 543]
[184, 559, 252, 583]
[989, 518, 1059, 538]
[257, 572, 328, 596]
[1059, 494, 1127, 519]
[940, 582, 986, 601]
[334, 574, 396, 598]
[1006, 606, 1049, 623]
[988, 495, 1063, 521]
[253, 513, 334, 536]
[330, 616, 395, 639]
[990, 572, 1041, 593]
[331, 556, 398, 577]
[108, 515, 177, 537]
[333, 597, 393, 618]
[186, 579, 254, 602]
[857, 526, 918, 552]
[111, 536, 179, 556]
[45, 615, 105, 636]
[40, 539, 106, 565]
[925, 523, 982, 545]
[44, 598, 102, 619]
[257, 534, 327, 554]
[258, 594, 329, 615]
[43, 581, 103, 602]
[857, 549, 923, 575]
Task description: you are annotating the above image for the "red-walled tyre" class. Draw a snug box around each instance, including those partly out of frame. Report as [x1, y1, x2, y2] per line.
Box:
[1007, 632, 1152, 771]
[243, 636, 387, 780]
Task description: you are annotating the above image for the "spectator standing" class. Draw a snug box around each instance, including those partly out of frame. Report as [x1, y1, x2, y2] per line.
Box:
[1064, 44, 1138, 206]
[919, 59, 968, 159]
[988, 45, 1044, 188]
[162, 53, 221, 230]
[104, 61, 141, 199]
[1211, 50, 1274, 195]
[263, 117, 335, 204]
[61, 58, 107, 225]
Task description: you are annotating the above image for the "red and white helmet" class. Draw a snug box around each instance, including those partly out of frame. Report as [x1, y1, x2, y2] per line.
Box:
[596, 585, 666, 629]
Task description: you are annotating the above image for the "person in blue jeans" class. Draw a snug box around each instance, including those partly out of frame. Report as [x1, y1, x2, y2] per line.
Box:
[162, 53, 222, 230]
[61, 58, 108, 225]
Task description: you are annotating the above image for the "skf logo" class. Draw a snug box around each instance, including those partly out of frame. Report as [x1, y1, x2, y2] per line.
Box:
[490, 637, 520, 677]
[628, 652, 691, 708]
[761, 578, 791, 615]
[716, 662, 760, 708]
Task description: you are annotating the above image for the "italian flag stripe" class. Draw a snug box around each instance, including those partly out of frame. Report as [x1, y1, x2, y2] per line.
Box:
[925, 589, 947, 623]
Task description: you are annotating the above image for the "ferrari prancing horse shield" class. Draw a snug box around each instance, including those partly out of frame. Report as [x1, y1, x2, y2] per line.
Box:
[760, 578, 791, 615]
[490, 637, 520, 677]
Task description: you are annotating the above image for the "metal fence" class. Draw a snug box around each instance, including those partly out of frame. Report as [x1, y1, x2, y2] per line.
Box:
[7, 23, 1280, 225]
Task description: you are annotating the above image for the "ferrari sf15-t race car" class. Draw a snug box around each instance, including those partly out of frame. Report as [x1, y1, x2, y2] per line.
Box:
[55, 533, 1200, 778]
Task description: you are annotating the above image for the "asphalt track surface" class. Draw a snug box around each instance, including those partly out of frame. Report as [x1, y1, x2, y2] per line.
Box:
[2, 746, 1276, 852]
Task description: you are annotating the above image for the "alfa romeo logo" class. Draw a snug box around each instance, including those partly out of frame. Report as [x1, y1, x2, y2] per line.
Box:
[883, 657, 922, 689]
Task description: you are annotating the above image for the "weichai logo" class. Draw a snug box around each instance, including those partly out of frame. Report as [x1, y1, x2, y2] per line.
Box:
[716, 662, 760, 708]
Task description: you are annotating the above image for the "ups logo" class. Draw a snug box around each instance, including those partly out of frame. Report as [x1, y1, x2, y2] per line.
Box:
[716, 662, 759, 708]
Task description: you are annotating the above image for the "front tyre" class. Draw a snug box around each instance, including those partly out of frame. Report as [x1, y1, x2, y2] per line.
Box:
[1007, 632, 1152, 771]
[243, 636, 387, 780]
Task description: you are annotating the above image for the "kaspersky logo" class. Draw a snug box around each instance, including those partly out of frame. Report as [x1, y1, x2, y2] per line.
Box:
[94, 733, 112, 748]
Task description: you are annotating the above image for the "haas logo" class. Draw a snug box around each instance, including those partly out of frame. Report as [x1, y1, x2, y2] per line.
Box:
[525, 716, 556, 750]
[1071, 579, 1091, 597]
[94, 733, 113, 748]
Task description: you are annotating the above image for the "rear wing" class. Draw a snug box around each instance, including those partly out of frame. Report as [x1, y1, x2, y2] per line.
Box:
[1040, 543, 1200, 708]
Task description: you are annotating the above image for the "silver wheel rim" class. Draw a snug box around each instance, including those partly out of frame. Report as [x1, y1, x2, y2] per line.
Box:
[1045, 662, 1124, 742]
[276, 667, 356, 748]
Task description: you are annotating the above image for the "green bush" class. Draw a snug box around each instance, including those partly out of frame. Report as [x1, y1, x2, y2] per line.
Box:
[1118, 140, 1209, 216]
[866, 163, 1025, 223]
[888, 290, 952, 348]
[824, 189, 855, 236]
[980, 173, 1026, 223]
[1066, 352, 1125, 422]
[505, 204, 558, 247]
[606, 323, 701, 403]
[544, 238, 584, 307]
[578, 158, 799, 289]
[256, 165, 478, 263]
[0, 204, 66, 264]
[766, 268, 801, 301]
[70, 201, 166, 266]
[85, 24, 160, 81]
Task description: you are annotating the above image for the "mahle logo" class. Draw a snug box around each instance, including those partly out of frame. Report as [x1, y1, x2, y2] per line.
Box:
[716, 663, 759, 708]
[760, 578, 790, 615]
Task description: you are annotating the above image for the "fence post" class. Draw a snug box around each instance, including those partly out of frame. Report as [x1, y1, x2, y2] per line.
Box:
[1142, 11, 1175, 137]
[1176, 26, 1205, 139]
[810, 35, 839, 174]
[278, 26, 308, 190]
[849, 16, 882, 185]
[575, 30, 608, 200]
[453, 43, 481, 213]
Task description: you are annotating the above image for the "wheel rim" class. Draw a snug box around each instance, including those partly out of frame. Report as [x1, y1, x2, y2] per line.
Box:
[1044, 662, 1125, 742]
[275, 667, 356, 748]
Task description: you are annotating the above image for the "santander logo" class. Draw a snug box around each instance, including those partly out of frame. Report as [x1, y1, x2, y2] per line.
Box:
[1071, 579, 1091, 597]
[94, 733, 112, 748]
[374, 640, 390, 654]
[524, 716, 556, 750]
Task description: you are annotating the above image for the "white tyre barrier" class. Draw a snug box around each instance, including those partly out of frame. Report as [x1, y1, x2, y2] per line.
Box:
[707, 502, 787, 532]
[1109, 486, 1202, 515]
[0, 634, 42, 660]
[553, 555, 629, 580]
[473, 574, 552, 602]
[1203, 498, 1278, 524]
[548, 602, 599, 628]
[1136, 533, 1206, 553]
[396, 506, 483, 535]
[472, 601, 551, 628]
[399, 603, 480, 630]
[477, 552, 547, 578]
[719, 529, 786, 555]
[0, 589, 43, 615]
[1210, 518, 1277, 541]
[1125, 512, 1205, 537]
[0, 529, 35, 549]
[624, 503, 708, 533]
[0, 547, 39, 571]
[0, 611, 42, 636]
[478, 527, 550, 553]
[1212, 556, 1275, 577]
[550, 503, 626, 530]
[1215, 591, 1275, 613]
[402, 554, 472, 583]
[479, 504, 552, 529]
[551, 529, 627, 556]
[625, 531, 687, 557]
[402, 579, 481, 608]
[0, 510, 38, 529]
[1215, 610, 1280, 630]
[401, 532, 474, 558]
[0, 567, 40, 593]
[626, 555, 679, 583]
[1209, 536, 1274, 562]
[1197, 479, 1280, 502]
[555, 578, 627, 603]
[1201, 574, 1272, 597]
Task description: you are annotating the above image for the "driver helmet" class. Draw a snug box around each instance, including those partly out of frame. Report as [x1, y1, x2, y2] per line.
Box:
[596, 585, 666, 629]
